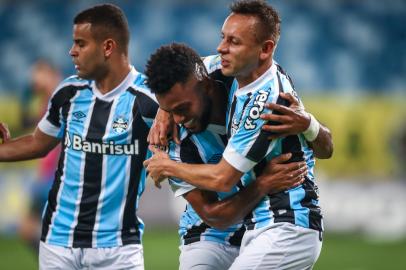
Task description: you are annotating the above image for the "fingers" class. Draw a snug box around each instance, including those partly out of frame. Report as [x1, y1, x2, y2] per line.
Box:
[264, 103, 291, 115]
[288, 164, 307, 180]
[154, 178, 162, 189]
[262, 124, 293, 133]
[270, 153, 292, 164]
[148, 144, 167, 154]
[172, 124, 181, 145]
[280, 92, 299, 106]
[143, 158, 150, 167]
[260, 113, 291, 123]
[147, 174, 161, 189]
[285, 161, 307, 172]
[147, 122, 161, 145]
[0, 123, 11, 143]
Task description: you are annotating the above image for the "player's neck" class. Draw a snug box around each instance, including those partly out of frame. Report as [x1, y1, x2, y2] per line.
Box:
[95, 57, 131, 95]
[236, 58, 273, 89]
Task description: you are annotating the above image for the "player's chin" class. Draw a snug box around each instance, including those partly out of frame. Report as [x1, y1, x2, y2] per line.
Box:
[77, 71, 91, 80]
[221, 67, 234, 77]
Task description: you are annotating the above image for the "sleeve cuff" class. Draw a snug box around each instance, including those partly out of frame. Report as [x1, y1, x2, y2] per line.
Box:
[169, 178, 196, 197]
[38, 116, 61, 138]
[222, 146, 257, 173]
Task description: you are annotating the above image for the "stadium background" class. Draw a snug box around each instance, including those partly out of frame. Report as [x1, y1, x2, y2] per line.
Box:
[0, 0, 405, 269]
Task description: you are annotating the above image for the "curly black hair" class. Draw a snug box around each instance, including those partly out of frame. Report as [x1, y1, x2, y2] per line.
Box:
[230, 0, 281, 44]
[145, 43, 207, 95]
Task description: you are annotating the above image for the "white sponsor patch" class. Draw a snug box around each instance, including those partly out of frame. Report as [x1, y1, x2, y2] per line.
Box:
[244, 90, 269, 130]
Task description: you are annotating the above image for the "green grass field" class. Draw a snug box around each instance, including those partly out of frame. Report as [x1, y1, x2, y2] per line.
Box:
[0, 229, 405, 269]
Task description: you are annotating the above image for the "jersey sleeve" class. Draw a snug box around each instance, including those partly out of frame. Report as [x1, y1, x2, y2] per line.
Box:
[168, 177, 196, 198]
[167, 134, 210, 197]
[38, 76, 88, 139]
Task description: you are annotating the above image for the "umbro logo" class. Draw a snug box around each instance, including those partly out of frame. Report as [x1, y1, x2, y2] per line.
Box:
[73, 111, 86, 120]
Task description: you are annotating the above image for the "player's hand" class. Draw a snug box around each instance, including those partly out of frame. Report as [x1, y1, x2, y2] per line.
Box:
[143, 145, 171, 188]
[147, 108, 180, 146]
[257, 153, 307, 194]
[260, 92, 310, 139]
[0, 122, 11, 144]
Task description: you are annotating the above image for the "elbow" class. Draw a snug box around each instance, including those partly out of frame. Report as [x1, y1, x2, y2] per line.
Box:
[211, 175, 235, 192]
[320, 142, 334, 159]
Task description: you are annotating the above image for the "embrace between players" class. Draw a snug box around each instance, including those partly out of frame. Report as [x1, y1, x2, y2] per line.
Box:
[0, 1, 333, 269]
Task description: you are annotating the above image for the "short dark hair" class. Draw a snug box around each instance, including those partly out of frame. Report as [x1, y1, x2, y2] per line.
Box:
[145, 43, 207, 95]
[74, 4, 130, 55]
[230, 0, 281, 44]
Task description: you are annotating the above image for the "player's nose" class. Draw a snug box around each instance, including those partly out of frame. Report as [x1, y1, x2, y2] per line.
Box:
[69, 45, 78, 57]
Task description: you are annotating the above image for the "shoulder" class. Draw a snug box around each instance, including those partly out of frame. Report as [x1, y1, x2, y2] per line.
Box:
[48, 75, 90, 105]
[55, 75, 91, 93]
[127, 72, 158, 118]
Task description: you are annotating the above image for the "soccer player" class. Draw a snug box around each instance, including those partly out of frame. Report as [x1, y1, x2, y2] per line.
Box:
[0, 4, 158, 269]
[146, 43, 313, 269]
[144, 1, 333, 269]
[145, 43, 332, 270]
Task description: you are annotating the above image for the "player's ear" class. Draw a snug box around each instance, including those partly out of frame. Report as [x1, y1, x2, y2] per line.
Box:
[259, 40, 275, 61]
[103, 38, 116, 58]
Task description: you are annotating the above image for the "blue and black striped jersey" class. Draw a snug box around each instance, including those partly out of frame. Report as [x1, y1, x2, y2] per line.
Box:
[38, 67, 158, 248]
[168, 124, 245, 246]
[205, 55, 323, 232]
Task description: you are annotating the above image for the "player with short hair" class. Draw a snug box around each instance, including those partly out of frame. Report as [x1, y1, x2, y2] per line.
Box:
[145, 42, 332, 270]
[144, 1, 332, 268]
[146, 43, 312, 270]
[0, 4, 158, 269]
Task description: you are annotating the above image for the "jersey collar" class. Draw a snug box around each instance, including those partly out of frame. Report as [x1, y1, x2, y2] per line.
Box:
[91, 66, 137, 102]
[234, 61, 277, 96]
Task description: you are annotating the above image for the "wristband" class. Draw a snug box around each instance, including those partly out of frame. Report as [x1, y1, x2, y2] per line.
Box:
[303, 113, 320, 142]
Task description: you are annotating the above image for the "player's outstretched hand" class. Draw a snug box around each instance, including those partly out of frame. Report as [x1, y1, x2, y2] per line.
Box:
[260, 92, 310, 139]
[257, 153, 307, 194]
[147, 108, 180, 147]
[143, 145, 171, 188]
[0, 122, 11, 144]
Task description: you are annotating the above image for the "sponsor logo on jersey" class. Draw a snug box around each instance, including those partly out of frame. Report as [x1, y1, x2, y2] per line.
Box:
[244, 90, 269, 130]
[72, 111, 86, 123]
[230, 118, 240, 137]
[64, 132, 138, 155]
[112, 117, 129, 134]
[73, 111, 86, 119]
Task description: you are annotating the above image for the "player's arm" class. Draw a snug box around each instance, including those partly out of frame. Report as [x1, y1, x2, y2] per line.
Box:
[184, 153, 306, 229]
[0, 124, 59, 162]
[145, 147, 243, 192]
[260, 92, 333, 159]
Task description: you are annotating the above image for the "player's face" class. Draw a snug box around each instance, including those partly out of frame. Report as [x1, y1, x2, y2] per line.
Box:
[69, 23, 107, 80]
[217, 14, 263, 80]
[156, 75, 212, 133]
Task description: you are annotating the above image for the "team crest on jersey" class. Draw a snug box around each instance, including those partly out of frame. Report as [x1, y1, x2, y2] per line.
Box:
[244, 90, 269, 130]
[112, 116, 129, 134]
